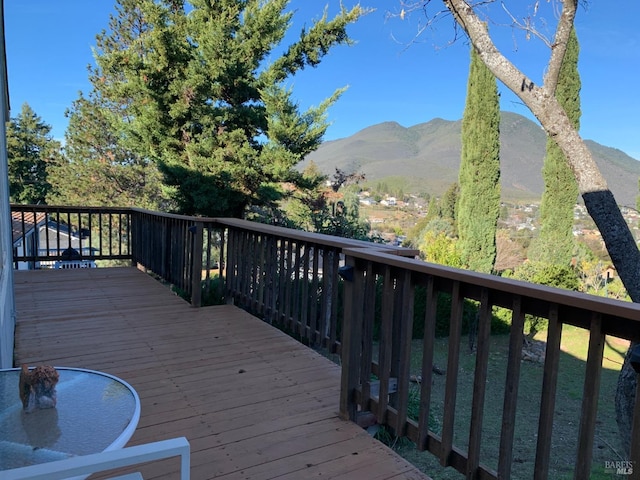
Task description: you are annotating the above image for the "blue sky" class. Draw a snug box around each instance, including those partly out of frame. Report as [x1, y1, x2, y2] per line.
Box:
[4, 1, 639, 160]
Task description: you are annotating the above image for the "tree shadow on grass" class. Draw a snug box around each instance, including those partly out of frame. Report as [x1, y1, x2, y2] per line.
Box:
[385, 331, 627, 479]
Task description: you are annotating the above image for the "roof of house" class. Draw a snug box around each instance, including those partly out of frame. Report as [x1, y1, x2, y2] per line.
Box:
[11, 211, 46, 243]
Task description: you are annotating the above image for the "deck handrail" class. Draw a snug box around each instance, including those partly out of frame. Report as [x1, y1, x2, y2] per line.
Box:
[338, 245, 640, 480]
[10, 204, 640, 478]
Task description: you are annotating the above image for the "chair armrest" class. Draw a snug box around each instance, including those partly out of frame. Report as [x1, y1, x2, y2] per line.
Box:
[4, 437, 190, 480]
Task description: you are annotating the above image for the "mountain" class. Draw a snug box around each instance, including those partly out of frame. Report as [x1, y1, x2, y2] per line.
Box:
[303, 112, 640, 206]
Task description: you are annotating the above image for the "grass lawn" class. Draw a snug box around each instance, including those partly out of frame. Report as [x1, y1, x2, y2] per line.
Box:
[381, 327, 630, 479]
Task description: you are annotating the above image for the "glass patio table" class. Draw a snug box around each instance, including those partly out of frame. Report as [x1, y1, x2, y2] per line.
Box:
[0, 367, 140, 471]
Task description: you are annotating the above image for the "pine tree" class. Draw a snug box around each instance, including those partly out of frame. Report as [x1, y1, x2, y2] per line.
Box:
[6, 103, 61, 204]
[456, 47, 501, 274]
[81, 0, 365, 218]
[528, 28, 581, 266]
[47, 92, 166, 209]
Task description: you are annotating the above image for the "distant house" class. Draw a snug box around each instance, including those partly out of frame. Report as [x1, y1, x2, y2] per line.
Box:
[359, 197, 376, 206]
[12, 211, 96, 270]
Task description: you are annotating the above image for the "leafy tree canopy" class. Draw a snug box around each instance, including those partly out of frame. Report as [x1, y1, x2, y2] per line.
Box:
[282, 163, 372, 240]
[457, 46, 500, 274]
[48, 93, 167, 209]
[6, 103, 61, 204]
[83, 0, 366, 218]
[528, 28, 580, 266]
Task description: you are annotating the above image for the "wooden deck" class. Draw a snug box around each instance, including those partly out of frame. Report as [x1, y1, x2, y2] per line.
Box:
[12, 268, 430, 480]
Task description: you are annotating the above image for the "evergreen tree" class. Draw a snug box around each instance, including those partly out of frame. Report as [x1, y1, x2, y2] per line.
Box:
[440, 182, 459, 224]
[48, 93, 166, 209]
[6, 103, 61, 204]
[456, 47, 501, 274]
[82, 0, 365, 218]
[283, 165, 370, 239]
[528, 28, 581, 266]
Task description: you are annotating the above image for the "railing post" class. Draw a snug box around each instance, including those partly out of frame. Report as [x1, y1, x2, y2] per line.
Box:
[339, 255, 362, 422]
[129, 210, 139, 267]
[218, 227, 226, 304]
[629, 344, 640, 480]
[189, 222, 204, 307]
[574, 313, 604, 480]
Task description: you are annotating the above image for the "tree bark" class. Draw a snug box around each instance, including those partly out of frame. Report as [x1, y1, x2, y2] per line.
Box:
[443, 0, 640, 456]
[617, 344, 638, 456]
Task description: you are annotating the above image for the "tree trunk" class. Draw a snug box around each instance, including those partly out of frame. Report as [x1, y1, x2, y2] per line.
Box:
[442, 0, 640, 456]
[616, 343, 638, 457]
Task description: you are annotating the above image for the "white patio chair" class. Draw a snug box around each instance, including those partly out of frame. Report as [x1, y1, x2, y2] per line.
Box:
[3, 437, 190, 480]
[53, 260, 97, 269]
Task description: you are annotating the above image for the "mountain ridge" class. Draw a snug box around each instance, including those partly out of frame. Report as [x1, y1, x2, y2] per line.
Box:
[303, 112, 640, 206]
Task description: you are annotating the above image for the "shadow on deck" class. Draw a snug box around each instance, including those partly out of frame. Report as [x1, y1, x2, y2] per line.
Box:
[13, 267, 429, 480]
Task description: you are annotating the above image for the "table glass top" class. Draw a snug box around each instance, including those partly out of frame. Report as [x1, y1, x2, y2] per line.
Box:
[0, 368, 139, 470]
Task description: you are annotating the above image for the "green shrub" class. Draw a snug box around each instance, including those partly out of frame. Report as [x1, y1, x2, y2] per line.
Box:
[201, 275, 225, 306]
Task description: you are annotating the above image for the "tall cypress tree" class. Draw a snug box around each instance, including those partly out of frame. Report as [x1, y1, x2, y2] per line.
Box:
[528, 28, 581, 265]
[456, 47, 501, 274]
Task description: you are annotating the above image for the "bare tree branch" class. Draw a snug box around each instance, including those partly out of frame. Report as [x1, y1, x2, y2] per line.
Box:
[499, 1, 554, 48]
[409, 0, 640, 459]
[442, 0, 606, 194]
[542, 0, 577, 93]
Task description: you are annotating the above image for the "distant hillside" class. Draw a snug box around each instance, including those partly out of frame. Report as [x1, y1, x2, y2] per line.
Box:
[303, 112, 640, 206]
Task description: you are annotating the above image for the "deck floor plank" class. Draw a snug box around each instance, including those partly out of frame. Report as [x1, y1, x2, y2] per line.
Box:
[12, 268, 431, 480]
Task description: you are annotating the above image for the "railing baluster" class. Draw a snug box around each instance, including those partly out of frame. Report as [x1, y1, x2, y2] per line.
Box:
[441, 280, 464, 467]
[249, 233, 259, 311]
[292, 241, 301, 334]
[242, 230, 251, 307]
[466, 287, 492, 479]
[284, 240, 293, 329]
[98, 211, 103, 259]
[76, 211, 82, 258]
[574, 312, 605, 480]
[534, 303, 562, 480]
[190, 222, 203, 307]
[44, 210, 51, 261]
[498, 295, 526, 479]
[66, 211, 72, 252]
[328, 250, 339, 351]
[263, 235, 276, 322]
[631, 363, 640, 480]
[309, 245, 320, 344]
[257, 234, 267, 314]
[277, 237, 286, 324]
[19, 210, 26, 268]
[57, 209, 62, 258]
[232, 228, 240, 300]
[418, 274, 437, 452]
[394, 269, 415, 436]
[377, 265, 394, 426]
[319, 248, 330, 345]
[360, 262, 376, 412]
[300, 243, 310, 340]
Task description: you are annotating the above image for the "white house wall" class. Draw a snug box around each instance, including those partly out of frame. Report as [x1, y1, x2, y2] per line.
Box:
[0, 0, 16, 369]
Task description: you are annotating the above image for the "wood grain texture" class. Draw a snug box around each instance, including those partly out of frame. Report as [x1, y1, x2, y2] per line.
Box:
[13, 268, 430, 480]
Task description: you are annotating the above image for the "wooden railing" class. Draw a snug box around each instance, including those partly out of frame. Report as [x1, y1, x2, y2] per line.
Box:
[216, 217, 417, 351]
[11, 205, 640, 478]
[10, 205, 213, 306]
[129, 209, 212, 307]
[11, 204, 132, 268]
[338, 245, 640, 480]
